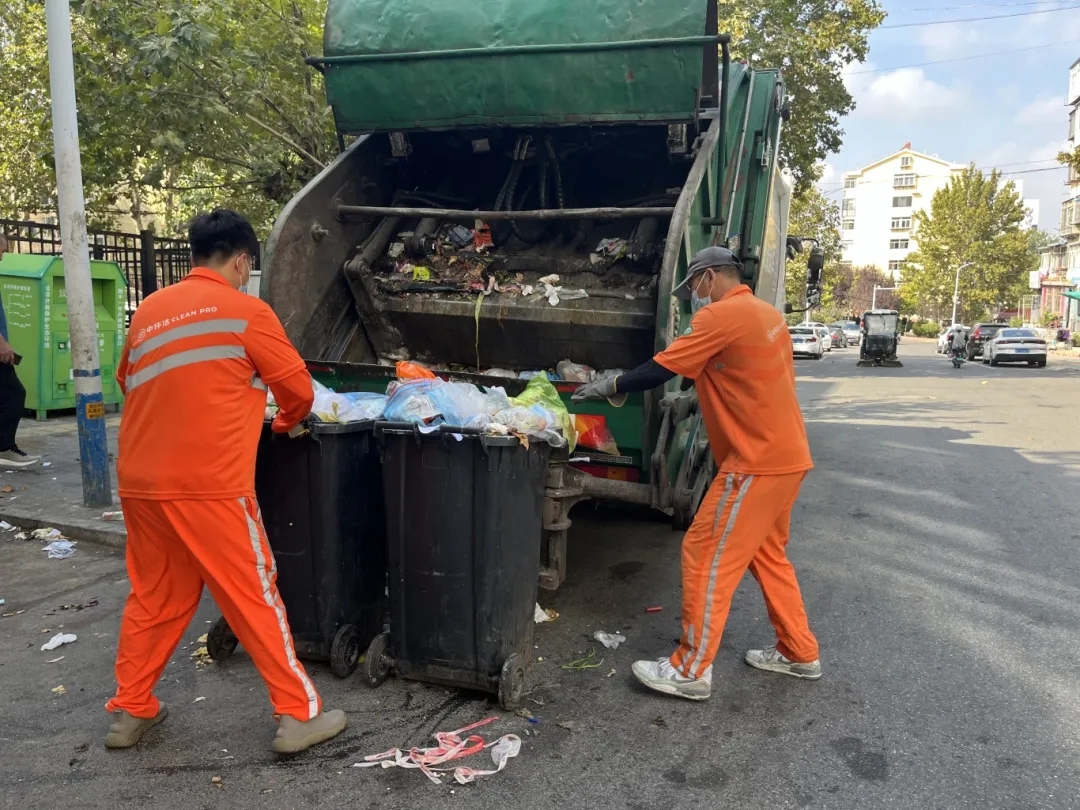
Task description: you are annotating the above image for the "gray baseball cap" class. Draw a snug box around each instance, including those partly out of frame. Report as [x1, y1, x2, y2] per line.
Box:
[671, 246, 742, 300]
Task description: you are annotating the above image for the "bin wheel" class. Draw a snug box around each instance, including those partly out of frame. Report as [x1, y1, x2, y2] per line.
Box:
[363, 632, 392, 687]
[330, 624, 361, 679]
[498, 654, 526, 711]
[206, 616, 238, 661]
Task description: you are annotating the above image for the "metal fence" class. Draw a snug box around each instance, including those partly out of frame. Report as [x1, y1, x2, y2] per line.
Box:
[0, 218, 190, 312]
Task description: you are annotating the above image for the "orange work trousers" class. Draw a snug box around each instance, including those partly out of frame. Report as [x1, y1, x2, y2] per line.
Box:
[670, 471, 818, 679]
[106, 497, 322, 721]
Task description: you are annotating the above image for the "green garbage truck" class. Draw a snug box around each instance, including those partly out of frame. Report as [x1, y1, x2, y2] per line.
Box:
[262, 0, 821, 589]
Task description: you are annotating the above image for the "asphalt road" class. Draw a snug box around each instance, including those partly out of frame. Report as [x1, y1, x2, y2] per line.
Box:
[3, 338, 1080, 809]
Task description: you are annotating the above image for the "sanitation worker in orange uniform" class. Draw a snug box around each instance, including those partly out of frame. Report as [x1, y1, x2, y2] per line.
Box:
[104, 209, 347, 751]
[573, 246, 820, 701]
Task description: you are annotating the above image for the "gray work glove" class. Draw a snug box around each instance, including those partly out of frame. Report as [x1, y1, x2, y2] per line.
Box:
[571, 375, 619, 402]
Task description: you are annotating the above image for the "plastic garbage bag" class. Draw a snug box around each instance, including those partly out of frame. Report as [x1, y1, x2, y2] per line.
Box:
[428, 382, 510, 429]
[574, 414, 620, 456]
[338, 392, 388, 422]
[311, 379, 355, 423]
[593, 631, 626, 650]
[396, 360, 436, 380]
[511, 375, 577, 450]
[482, 368, 516, 379]
[492, 404, 566, 447]
[556, 360, 595, 383]
[384, 378, 444, 425]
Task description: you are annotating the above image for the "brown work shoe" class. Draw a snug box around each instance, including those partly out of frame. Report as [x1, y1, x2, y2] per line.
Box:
[271, 709, 347, 754]
[103, 705, 169, 749]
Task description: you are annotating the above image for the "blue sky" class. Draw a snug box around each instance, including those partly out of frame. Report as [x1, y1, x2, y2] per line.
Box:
[819, 0, 1080, 230]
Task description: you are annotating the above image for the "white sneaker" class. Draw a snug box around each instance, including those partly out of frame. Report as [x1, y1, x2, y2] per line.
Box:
[744, 646, 822, 680]
[0, 447, 39, 467]
[631, 657, 712, 701]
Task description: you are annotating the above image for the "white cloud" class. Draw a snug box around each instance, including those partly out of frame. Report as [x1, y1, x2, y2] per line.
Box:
[1015, 96, 1066, 125]
[1029, 140, 1069, 163]
[845, 65, 961, 120]
[918, 24, 980, 61]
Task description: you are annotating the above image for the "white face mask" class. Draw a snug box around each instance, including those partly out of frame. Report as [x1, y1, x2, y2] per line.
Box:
[690, 271, 712, 314]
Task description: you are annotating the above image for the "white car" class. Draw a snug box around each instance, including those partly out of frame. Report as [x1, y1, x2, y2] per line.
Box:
[984, 328, 1047, 367]
[813, 325, 833, 351]
[937, 324, 969, 354]
[836, 321, 862, 345]
[789, 326, 824, 359]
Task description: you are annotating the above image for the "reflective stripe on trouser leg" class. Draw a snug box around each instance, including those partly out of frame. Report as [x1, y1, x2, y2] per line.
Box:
[686, 475, 754, 679]
[240, 498, 320, 720]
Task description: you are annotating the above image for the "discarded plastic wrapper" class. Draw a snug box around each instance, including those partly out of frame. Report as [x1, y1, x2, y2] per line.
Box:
[482, 368, 516, 379]
[101, 511, 124, 521]
[43, 540, 76, 559]
[556, 360, 595, 383]
[0, 521, 12, 531]
[32, 527, 62, 541]
[388, 241, 405, 258]
[593, 631, 626, 650]
[511, 375, 577, 451]
[447, 224, 473, 248]
[396, 360, 437, 381]
[41, 632, 77, 652]
[534, 604, 558, 623]
[574, 414, 620, 456]
[383, 378, 443, 425]
[353, 716, 520, 785]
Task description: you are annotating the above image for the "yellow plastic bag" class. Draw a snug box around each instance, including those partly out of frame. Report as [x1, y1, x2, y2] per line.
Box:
[511, 375, 577, 451]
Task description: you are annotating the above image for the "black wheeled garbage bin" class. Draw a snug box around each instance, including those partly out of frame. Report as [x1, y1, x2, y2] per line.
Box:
[206, 420, 387, 678]
[364, 424, 550, 709]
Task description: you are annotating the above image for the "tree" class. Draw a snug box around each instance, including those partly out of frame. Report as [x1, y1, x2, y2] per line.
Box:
[0, 0, 334, 234]
[901, 166, 1036, 324]
[719, 0, 886, 194]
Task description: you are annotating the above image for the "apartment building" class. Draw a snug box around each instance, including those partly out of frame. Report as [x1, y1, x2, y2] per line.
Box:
[839, 145, 965, 278]
[1059, 58, 1080, 283]
[840, 145, 1037, 279]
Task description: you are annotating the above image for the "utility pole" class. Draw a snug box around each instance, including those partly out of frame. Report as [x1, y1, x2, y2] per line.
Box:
[951, 261, 975, 326]
[45, 0, 112, 507]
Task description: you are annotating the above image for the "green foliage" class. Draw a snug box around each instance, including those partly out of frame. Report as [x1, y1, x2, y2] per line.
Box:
[1008, 316, 1022, 327]
[0, 0, 334, 234]
[911, 321, 940, 338]
[901, 166, 1036, 324]
[719, 0, 886, 194]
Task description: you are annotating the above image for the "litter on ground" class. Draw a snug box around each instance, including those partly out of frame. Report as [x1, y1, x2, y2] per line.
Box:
[32, 528, 62, 540]
[593, 631, 626, 650]
[533, 604, 557, 623]
[43, 540, 76, 559]
[41, 632, 77, 652]
[353, 716, 520, 785]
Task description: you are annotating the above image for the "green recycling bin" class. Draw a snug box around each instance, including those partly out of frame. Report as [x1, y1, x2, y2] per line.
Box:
[0, 254, 126, 420]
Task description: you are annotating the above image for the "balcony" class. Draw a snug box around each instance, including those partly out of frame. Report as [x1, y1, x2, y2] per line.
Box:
[893, 173, 917, 189]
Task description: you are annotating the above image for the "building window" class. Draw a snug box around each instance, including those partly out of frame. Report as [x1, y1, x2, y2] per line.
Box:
[900, 156, 913, 169]
[891, 217, 912, 230]
[892, 196, 912, 208]
[842, 199, 856, 215]
[844, 178, 856, 189]
[843, 219, 855, 231]
[893, 173, 917, 188]
[841, 241, 853, 252]
[888, 260, 904, 272]
[889, 239, 909, 250]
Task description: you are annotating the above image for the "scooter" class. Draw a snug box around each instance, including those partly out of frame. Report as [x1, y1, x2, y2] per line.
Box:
[950, 346, 966, 368]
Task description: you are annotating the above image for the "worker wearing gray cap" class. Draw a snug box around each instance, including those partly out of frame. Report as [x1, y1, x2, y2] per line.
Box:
[574, 245, 820, 702]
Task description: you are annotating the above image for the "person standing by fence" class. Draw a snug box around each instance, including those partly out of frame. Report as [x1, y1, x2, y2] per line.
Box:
[0, 235, 40, 467]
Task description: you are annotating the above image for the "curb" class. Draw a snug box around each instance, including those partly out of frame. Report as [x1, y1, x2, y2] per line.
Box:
[0, 507, 126, 551]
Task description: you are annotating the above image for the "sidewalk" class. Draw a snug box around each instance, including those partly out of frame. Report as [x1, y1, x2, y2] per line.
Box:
[0, 414, 126, 549]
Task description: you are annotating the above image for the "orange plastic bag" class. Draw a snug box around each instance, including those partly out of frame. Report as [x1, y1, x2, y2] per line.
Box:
[396, 361, 436, 380]
[574, 414, 619, 456]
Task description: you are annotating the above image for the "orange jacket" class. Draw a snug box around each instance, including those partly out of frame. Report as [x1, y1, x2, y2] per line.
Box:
[655, 285, 812, 476]
[116, 268, 313, 500]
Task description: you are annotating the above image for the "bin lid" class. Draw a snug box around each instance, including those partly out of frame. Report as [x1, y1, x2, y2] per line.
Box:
[0, 253, 126, 283]
[266, 418, 377, 434]
[376, 421, 546, 447]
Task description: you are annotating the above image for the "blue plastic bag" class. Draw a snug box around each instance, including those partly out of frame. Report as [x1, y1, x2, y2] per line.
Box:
[383, 379, 444, 425]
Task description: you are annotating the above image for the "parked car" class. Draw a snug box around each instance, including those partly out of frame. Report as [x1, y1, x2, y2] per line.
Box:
[835, 321, 861, 345]
[966, 322, 1007, 360]
[789, 326, 824, 359]
[812, 325, 833, 351]
[937, 324, 969, 353]
[984, 328, 1047, 367]
[828, 325, 848, 348]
